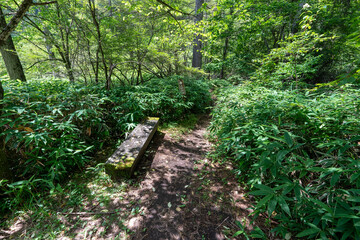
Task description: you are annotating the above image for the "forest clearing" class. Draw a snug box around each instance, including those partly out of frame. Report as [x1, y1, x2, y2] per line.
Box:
[1, 0, 360, 239]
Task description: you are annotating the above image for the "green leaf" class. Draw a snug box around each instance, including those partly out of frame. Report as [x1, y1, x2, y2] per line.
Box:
[256, 194, 273, 209]
[284, 131, 293, 147]
[309, 198, 333, 214]
[250, 190, 273, 196]
[296, 228, 320, 237]
[250, 227, 266, 239]
[347, 196, 360, 203]
[277, 197, 291, 216]
[233, 230, 244, 237]
[268, 198, 277, 216]
[331, 172, 341, 186]
[253, 184, 274, 194]
[276, 150, 290, 162]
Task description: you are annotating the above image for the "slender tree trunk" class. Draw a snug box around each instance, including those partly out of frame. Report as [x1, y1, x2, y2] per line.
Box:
[89, 0, 108, 89]
[0, 7, 26, 81]
[44, 27, 58, 78]
[64, 55, 74, 82]
[192, 0, 204, 69]
[56, 3, 74, 83]
[178, 78, 186, 100]
[219, 7, 233, 79]
[107, 63, 115, 87]
[174, 51, 179, 74]
[93, 46, 99, 83]
[220, 37, 229, 79]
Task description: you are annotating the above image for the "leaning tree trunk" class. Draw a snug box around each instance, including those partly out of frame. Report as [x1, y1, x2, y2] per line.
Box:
[0, 7, 26, 81]
[192, 0, 204, 69]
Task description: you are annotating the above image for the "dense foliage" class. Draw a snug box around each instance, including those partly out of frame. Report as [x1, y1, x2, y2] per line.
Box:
[0, 76, 211, 211]
[204, 0, 360, 83]
[210, 82, 360, 239]
[1, 0, 360, 238]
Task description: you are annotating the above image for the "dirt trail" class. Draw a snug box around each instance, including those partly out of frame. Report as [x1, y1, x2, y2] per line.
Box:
[0, 115, 256, 240]
[125, 115, 254, 239]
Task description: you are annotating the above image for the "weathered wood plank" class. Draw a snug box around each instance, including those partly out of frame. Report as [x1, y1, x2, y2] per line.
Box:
[105, 117, 159, 178]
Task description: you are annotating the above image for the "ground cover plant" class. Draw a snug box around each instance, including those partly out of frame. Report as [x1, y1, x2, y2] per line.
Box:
[209, 82, 360, 239]
[0, 76, 211, 213]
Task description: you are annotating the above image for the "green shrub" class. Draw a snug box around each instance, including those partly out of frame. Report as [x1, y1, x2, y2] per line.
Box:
[210, 83, 360, 239]
[0, 76, 211, 211]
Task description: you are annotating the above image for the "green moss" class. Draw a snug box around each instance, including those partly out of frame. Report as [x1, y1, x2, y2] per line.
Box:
[147, 117, 160, 121]
[105, 156, 136, 179]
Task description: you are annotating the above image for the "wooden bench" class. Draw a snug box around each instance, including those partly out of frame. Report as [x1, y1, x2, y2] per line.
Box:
[105, 117, 159, 178]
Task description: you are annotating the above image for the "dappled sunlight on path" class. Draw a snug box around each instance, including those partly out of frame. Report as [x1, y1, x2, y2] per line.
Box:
[0, 115, 256, 239]
[125, 115, 255, 239]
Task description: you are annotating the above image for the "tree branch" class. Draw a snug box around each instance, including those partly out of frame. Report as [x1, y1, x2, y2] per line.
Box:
[155, 0, 193, 17]
[32, 1, 57, 6]
[0, 0, 33, 45]
[26, 58, 63, 70]
[0, 0, 57, 47]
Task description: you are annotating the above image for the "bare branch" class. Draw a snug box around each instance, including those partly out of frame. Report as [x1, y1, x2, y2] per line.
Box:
[155, 0, 193, 17]
[26, 58, 63, 70]
[32, 1, 57, 6]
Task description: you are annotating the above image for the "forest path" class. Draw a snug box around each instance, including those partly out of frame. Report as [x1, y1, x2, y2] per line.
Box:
[0, 114, 255, 240]
[124, 114, 254, 239]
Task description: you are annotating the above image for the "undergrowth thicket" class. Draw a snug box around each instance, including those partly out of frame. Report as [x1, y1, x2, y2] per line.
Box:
[0, 76, 211, 212]
[209, 82, 360, 239]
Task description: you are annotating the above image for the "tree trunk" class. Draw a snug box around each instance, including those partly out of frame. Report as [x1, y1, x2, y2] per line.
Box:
[88, 0, 108, 89]
[192, 0, 204, 69]
[178, 78, 186, 100]
[64, 55, 74, 82]
[0, 7, 26, 81]
[44, 27, 58, 78]
[220, 37, 229, 79]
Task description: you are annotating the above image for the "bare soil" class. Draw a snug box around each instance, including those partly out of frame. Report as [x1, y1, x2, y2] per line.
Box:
[125, 115, 255, 239]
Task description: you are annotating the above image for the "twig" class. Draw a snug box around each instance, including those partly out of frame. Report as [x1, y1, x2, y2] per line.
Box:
[216, 216, 229, 229]
[57, 211, 116, 216]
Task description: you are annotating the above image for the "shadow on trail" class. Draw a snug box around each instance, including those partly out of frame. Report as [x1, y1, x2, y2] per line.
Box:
[129, 117, 254, 240]
[0, 117, 256, 240]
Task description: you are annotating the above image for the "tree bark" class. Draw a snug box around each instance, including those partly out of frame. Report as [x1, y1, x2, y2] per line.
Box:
[0, 7, 26, 81]
[0, 0, 33, 47]
[220, 37, 229, 79]
[192, 0, 204, 69]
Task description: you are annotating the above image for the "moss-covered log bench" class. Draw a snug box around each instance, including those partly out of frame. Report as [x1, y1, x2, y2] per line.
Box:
[105, 117, 159, 178]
